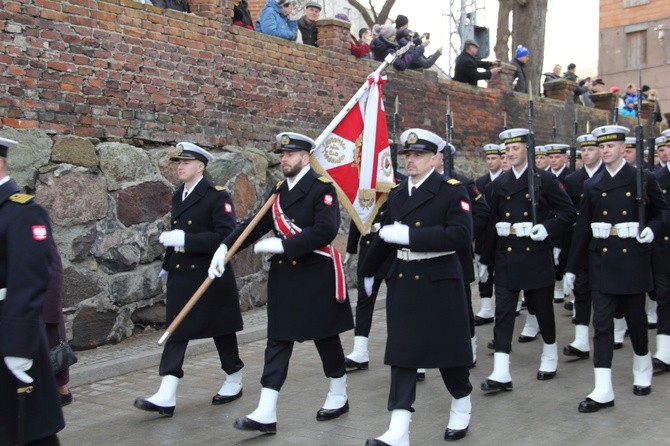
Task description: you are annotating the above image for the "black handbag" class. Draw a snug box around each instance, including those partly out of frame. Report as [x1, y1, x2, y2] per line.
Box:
[50, 340, 78, 374]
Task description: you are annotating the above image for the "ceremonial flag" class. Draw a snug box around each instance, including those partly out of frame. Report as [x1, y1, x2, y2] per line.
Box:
[311, 73, 395, 234]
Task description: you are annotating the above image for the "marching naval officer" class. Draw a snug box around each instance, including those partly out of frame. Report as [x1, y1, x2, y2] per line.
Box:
[362, 129, 474, 444]
[479, 128, 576, 392]
[134, 143, 245, 416]
[209, 132, 354, 434]
[564, 125, 668, 412]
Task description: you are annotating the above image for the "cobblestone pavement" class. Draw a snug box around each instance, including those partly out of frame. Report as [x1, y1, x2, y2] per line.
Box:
[60, 285, 670, 445]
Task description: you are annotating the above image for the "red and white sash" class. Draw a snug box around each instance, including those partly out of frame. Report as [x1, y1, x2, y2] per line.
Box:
[271, 196, 346, 303]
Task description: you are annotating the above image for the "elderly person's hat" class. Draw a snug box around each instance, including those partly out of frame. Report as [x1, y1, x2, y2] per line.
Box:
[305, 1, 321, 10]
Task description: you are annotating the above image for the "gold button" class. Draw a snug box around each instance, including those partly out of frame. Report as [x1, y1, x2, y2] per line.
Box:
[191, 265, 195, 269]
[380, 211, 384, 215]
[506, 196, 511, 200]
[414, 275, 420, 280]
[188, 220, 192, 225]
[663, 190, 667, 194]
[626, 192, 632, 197]
[365, 240, 370, 245]
[622, 249, 627, 253]
[523, 211, 528, 216]
[292, 260, 297, 266]
[291, 219, 295, 222]
[602, 211, 608, 216]
[415, 222, 421, 227]
[526, 247, 530, 251]
[398, 273, 403, 278]
[602, 248, 608, 253]
[507, 247, 512, 252]
[525, 193, 530, 199]
[580, 194, 584, 198]
[173, 220, 177, 224]
[602, 192, 607, 197]
[665, 236, 669, 241]
[278, 260, 282, 264]
[622, 210, 627, 216]
[505, 212, 511, 217]
[176, 264, 180, 268]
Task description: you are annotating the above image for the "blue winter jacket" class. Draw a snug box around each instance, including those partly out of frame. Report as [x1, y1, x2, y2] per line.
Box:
[255, 0, 297, 41]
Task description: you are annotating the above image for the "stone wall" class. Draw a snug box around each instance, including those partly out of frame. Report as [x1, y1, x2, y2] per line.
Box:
[1, 0, 656, 349]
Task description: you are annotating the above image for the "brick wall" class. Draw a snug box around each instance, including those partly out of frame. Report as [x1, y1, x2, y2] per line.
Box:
[600, 0, 668, 29]
[1, 0, 625, 157]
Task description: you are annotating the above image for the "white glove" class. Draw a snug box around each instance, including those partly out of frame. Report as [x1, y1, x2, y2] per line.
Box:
[159, 230, 185, 248]
[530, 224, 548, 241]
[636, 227, 654, 244]
[379, 222, 410, 246]
[344, 252, 354, 265]
[553, 247, 561, 266]
[563, 272, 576, 294]
[4, 357, 33, 383]
[158, 269, 168, 285]
[254, 237, 285, 254]
[478, 263, 489, 283]
[363, 277, 374, 297]
[208, 244, 228, 279]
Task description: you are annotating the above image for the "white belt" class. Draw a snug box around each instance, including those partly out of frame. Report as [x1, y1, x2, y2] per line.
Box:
[0, 288, 6, 301]
[397, 249, 455, 261]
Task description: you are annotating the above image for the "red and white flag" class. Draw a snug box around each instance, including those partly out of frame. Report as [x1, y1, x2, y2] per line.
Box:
[311, 73, 394, 234]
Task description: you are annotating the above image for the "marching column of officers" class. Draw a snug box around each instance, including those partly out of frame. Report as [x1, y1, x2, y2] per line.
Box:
[2, 123, 669, 445]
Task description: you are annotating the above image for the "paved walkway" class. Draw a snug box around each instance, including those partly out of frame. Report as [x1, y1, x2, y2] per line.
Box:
[60, 285, 670, 445]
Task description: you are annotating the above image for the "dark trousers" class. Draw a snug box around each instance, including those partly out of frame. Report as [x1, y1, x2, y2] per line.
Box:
[354, 277, 383, 337]
[573, 267, 592, 326]
[159, 333, 244, 379]
[592, 292, 648, 368]
[260, 336, 346, 391]
[465, 285, 475, 337]
[654, 271, 670, 335]
[27, 435, 60, 446]
[477, 266, 494, 298]
[387, 366, 472, 411]
[494, 285, 555, 353]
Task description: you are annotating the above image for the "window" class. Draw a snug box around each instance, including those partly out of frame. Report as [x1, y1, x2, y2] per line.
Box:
[623, 0, 649, 7]
[625, 30, 646, 67]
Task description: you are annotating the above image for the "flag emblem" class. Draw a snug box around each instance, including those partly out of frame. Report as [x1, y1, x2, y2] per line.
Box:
[224, 203, 233, 213]
[32, 225, 48, 241]
[324, 194, 333, 206]
[460, 200, 471, 212]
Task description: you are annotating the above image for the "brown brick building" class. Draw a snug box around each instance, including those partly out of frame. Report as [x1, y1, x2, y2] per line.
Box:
[599, 0, 670, 124]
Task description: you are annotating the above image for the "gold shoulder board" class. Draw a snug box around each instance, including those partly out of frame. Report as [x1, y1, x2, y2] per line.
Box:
[317, 176, 332, 184]
[446, 178, 461, 186]
[9, 193, 34, 204]
[214, 185, 226, 191]
[276, 180, 285, 188]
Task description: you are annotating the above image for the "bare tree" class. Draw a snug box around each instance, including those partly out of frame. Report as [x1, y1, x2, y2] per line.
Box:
[346, 0, 397, 28]
[495, 0, 548, 95]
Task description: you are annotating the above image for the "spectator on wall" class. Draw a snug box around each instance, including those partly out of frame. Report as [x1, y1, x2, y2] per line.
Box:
[255, 0, 298, 41]
[453, 39, 501, 86]
[298, 1, 321, 46]
[562, 63, 578, 82]
[335, 14, 370, 59]
[619, 99, 637, 117]
[232, 0, 254, 30]
[370, 24, 429, 71]
[512, 45, 529, 93]
[151, 0, 190, 12]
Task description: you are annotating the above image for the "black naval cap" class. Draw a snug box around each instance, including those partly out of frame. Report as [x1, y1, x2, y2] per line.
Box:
[0, 136, 18, 158]
[399, 128, 445, 154]
[170, 142, 214, 165]
[273, 132, 316, 153]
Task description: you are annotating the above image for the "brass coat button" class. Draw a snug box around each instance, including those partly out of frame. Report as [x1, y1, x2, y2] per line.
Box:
[525, 193, 530, 199]
[626, 192, 632, 197]
[191, 265, 195, 269]
[602, 192, 607, 197]
[603, 211, 608, 216]
[415, 222, 421, 227]
[292, 260, 297, 266]
[622, 210, 627, 216]
[523, 211, 528, 217]
[622, 249, 627, 253]
[414, 275, 420, 280]
[188, 220, 192, 225]
[176, 264, 180, 268]
[173, 220, 177, 224]
[505, 212, 511, 217]
[278, 260, 282, 264]
[526, 247, 530, 251]
[365, 240, 370, 245]
[506, 196, 511, 200]
[398, 273, 403, 278]
[602, 248, 608, 253]
[507, 247, 512, 252]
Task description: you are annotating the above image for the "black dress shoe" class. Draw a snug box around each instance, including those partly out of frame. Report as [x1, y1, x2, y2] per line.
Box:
[416, 371, 426, 381]
[316, 400, 349, 421]
[653, 357, 670, 373]
[613, 342, 623, 350]
[444, 426, 469, 441]
[563, 344, 590, 359]
[233, 416, 277, 434]
[487, 340, 495, 350]
[474, 316, 494, 326]
[60, 392, 73, 407]
[633, 385, 651, 396]
[564, 301, 574, 311]
[554, 297, 565, 304]
[648, 322, 658, 330]
[133, 399, 175, 417]
[480, 379, 513, 392]
[212, 389, 242, 405]
[365, 439, 390, 446]
[518, 334, 538, 343]
[578, 397, 614, 413]
[345, 357, 369, 370]
[537, 370, 556, 380]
